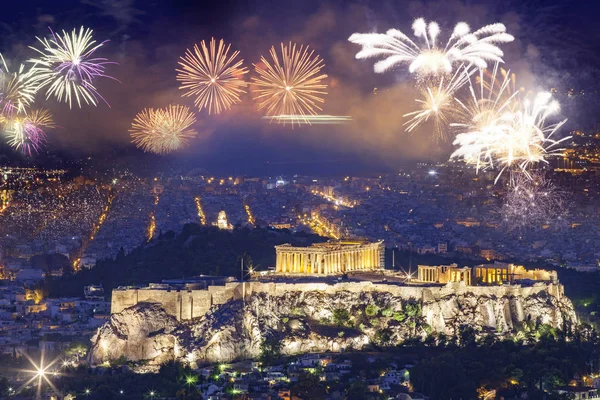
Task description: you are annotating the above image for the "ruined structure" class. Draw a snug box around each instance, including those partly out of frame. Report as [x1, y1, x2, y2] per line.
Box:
[275, 240, 384, 274]
[417, 262, 558, 285]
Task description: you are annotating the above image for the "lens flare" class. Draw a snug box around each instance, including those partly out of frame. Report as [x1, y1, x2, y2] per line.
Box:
[130, 105, 197, 154]
[177, 38, 248, 115]
[252, 42, 328, 126]
[28, 26, 116, 108]
[348, 19, 514, 78]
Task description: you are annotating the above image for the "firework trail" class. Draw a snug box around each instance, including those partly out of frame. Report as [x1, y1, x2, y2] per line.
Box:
[252, 42, 328, 126]
[450, 66, 569, 182]
[403, 64, 474, 140]
[177, 38, 248, 115]
[499, 171, 569, 232]
[28, 26, 117, 108]
[348, 18, 514, 78]
[0, 54, 37, 120]
[130, 105, 197, 154]
[3, 108, 55, 156]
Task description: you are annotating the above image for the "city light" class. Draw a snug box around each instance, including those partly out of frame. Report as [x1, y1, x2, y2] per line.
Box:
[194, 196, 207, 226]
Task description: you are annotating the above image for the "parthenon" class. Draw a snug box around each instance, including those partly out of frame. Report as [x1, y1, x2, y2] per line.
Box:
[275, 240, 384, 275]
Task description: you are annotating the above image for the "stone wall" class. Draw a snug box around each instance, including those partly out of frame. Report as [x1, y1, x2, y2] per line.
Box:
[111, 280, 565, 322]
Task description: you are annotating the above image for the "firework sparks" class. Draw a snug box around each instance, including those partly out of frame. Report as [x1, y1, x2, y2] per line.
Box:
[28, 26, 116, 108]
[500, 172, 569, 232]
[348, 18, 513, 78]
[177, 38, 248, 115]
[403, 65, 474, 139]
[3, 108, 55, 156]
[450, 67, 569, 182]
[0, 55, 37, 119]
[261, 115, 351, 125]
[252, 42, 328, 126]
[130, 105, 198, 154]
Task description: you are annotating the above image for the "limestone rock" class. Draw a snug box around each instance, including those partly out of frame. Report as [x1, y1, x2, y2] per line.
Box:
[90, 284, 577, 365]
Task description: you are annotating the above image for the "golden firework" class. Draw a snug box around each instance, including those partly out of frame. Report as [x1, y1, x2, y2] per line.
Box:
[176, 38, 248, 114]
[252, 42, 328, 126]
[130, 105, 197, 154]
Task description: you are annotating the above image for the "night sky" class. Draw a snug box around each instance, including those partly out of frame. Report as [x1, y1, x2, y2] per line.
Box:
[1, 0, 599, 175]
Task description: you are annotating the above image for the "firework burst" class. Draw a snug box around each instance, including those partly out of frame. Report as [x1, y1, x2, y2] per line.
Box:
[177, 38, 248, 115]
[403, 65, 474, 139]
[130, 105, 197, 154]
[499, 172, 569, 232]
[450, 67, 569, 182]
[349, 18, 513, 78]
[252, 42, 328, 126]
[0, 55, 37, 120]
[3, 108, 55, 156]
[28, 26, 116, 108]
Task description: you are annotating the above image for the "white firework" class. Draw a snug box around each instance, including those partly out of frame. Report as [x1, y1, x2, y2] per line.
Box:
[499, 172, 569, 232]
[348, 18, 514, 77]
[403, 64, 474, 139]
[450, 67, 569, 182]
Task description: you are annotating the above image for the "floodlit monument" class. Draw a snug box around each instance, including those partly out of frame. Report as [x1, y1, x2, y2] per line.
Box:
[417, 261, 558, 285]
[214, 210, 233, 230]
[275, 240, 384, 274]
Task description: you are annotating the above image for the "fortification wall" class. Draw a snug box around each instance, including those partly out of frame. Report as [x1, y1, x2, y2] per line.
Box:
[111, 280, 564, 321]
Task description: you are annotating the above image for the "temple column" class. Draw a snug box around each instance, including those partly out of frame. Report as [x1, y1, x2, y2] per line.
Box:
[282, 253, 287, 273]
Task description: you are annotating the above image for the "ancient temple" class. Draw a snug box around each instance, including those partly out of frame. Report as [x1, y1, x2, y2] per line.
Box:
[275, 240, 384, 275]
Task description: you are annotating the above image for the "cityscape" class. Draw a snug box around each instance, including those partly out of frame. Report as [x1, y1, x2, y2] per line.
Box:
[1, 0, 600, 399]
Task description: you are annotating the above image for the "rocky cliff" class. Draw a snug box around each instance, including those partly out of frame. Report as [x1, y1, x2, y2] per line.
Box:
[89, 283, 577, 366]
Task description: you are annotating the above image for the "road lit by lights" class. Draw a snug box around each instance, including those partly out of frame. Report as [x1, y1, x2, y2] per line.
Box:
[73, 191, 115, 270]
[298, 213, 341, 239]
[310, 190, 357, 208]
[194, 196, 207, 226]
[244, 204, 255, 225]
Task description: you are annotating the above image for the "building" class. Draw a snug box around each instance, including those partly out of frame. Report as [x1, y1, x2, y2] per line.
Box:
[275, 240, 384, 274]
[473, 262, 558, 284]
[417, 263, 472, 285]
[417, 262, 558, 285]
[214, 210, 233, 230]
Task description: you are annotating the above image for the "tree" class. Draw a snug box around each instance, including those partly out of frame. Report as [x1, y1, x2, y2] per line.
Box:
[333, 308, 350, 326]
[365, 304, 379, 317]
[292, 372, 326, 400]
[345, 381, 370, 400]
[259, 333, 281, 364]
